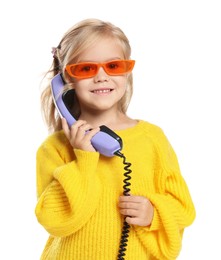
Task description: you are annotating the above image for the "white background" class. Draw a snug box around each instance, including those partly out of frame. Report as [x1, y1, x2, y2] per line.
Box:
[0, 0, 220, 259]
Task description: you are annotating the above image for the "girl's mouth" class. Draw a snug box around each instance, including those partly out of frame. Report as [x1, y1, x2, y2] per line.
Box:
[92, 89, 113, 94]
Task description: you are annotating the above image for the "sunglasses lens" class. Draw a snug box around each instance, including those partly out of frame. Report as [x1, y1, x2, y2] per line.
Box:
[105, 60, 134, 75]
[67, 63, 98, 78]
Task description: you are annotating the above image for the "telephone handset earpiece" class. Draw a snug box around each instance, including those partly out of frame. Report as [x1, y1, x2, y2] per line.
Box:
[51, 73, 123, 157]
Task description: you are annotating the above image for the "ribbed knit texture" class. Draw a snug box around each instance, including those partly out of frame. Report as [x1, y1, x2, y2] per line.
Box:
[35, 120, 195, 260]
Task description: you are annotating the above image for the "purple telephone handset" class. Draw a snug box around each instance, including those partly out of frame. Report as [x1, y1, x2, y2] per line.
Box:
[51, 74, 123, 157]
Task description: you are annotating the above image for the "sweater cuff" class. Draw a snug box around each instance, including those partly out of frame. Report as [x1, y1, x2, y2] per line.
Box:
[73, 148, 100, 172]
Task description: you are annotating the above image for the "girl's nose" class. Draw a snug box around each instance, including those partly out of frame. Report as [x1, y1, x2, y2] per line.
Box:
[94, 67, 110, 82]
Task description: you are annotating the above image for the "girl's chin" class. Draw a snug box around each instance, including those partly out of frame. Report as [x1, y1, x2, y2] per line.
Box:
[88, 103, 118, 112]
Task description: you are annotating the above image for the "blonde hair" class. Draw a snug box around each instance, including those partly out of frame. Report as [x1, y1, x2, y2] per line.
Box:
[40, 18, 134, 133]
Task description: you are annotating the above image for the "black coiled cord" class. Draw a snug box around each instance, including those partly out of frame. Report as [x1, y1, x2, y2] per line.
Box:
[115, 151, 132, 260]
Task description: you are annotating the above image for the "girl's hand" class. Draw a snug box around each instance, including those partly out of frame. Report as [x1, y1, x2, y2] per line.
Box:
[62, 118, 100, 152]
[119, 195, 154, 227]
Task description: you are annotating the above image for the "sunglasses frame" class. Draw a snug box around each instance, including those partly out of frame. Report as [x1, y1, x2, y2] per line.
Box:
[65, 60, 135, 79]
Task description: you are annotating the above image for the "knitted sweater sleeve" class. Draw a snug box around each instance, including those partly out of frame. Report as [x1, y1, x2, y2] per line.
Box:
[35, 136, 102, 237]
[134, 126, 196, 260]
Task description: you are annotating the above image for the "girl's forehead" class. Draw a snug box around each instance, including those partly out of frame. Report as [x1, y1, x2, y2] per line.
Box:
[78, 38, 124, 62]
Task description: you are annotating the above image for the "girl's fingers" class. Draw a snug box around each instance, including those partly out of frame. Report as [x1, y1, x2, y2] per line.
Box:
[71, 120, 87, 128]
[84, 127, 100, 139]
[119, 202, 140, 210]
[119, 195, 147, 202]
[125, 216, 143, 226]
[61, 119, 100, 151]
[119, 196, 149, 209]
[119, 208, 138, 217]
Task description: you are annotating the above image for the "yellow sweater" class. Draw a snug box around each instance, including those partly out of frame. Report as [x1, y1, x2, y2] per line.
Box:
[35, 120, 195, 260]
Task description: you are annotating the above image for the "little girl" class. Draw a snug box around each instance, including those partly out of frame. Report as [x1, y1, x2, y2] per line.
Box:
[35, 18, 196, 260]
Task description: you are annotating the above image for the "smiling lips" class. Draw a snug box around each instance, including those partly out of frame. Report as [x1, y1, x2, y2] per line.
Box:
[92, 88, 113, 94]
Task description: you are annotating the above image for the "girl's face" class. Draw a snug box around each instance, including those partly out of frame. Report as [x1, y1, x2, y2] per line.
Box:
[72, 37, 128, 115]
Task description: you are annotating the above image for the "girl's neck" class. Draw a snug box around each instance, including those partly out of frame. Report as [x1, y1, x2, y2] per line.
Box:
[78, 109, 137, 130]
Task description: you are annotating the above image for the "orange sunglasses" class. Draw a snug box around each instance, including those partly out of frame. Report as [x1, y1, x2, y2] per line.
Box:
[65, 60, 135, 79]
